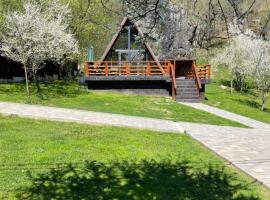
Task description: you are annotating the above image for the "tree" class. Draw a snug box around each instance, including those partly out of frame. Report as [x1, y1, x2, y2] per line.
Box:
[212, 26, 270, 111]
[118, 0, 259, 50]
[0, 0, 78, 96]
[152, 3, 195, 59]
[250, 39, 270, 111]
[65, 0, 119, 60]
[211, 30, 254, 92]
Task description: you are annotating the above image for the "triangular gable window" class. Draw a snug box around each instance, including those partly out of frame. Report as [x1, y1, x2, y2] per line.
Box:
[100, 17, 158, 64]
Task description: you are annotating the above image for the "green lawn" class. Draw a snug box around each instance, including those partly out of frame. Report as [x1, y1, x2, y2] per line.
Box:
[0, 115, 268, 199]
[204, 64, 270, 124]
[0, 82, 244, 127]
[205, 83, 270, 124]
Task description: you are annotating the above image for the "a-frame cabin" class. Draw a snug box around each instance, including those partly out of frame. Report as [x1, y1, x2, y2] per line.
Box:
[84, 17, 211, 102]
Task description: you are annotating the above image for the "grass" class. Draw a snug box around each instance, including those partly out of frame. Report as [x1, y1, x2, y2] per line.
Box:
[0, 82, 245, 127]
[204, 65, 270, 124]
[0, 115, 269, 199]
[205, 83, 270, 124]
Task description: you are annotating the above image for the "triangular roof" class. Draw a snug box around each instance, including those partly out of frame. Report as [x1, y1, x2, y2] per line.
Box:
[100, 17, 165, 74]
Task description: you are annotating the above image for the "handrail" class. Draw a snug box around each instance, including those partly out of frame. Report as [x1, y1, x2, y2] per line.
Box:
[170, 62, 177, 100]
[86, 61, 211, 80]
[194, 67, 202, 89]
[195, 64, 211, 80]
[192, 61, 202, 97]
[85, 61, 172, 65]
[86, 61, 171, 77]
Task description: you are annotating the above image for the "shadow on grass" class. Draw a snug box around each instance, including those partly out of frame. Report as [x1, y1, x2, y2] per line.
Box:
[236, 99, 270, 113]
[0, 81, 86, 101]
[17, 160, 260, 200]
[36, 81, 85, 99]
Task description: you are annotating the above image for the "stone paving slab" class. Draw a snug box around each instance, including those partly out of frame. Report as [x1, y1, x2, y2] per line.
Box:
[0, 102, 183, 133]
[177, 122, 270, 188]
[180, 102, 270, 129]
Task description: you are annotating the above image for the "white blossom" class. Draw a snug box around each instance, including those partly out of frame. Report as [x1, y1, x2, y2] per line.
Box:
[211, 33, 254, 91]
[250, 39, 270, 110]
[212, 30, 270, 110]
[0, 0, 78, 95]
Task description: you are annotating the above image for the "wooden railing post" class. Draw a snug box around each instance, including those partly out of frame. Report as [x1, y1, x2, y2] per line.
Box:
[166, 62, 170, 75]
[208, 64, 211, 80]
[105, 62, 109, 76]
[85, 62, 89, 77]
[126, 63, 130, 75]
[170, 63, 177, 100]
[147, 62, 151, 76]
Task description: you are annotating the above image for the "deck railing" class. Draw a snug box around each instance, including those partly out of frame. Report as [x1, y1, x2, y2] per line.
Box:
[195, 64, 211, 80]
[85, 61, 211, 80]
[85, 61, 211, 100]
[85, 61, 172, 77]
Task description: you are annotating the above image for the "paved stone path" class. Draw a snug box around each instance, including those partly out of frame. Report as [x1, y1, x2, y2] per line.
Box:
[177, 122, 270, 188]
[0, 101, 270, 189]
[180, 102, 270, 129]
[0, 102, 183, 133]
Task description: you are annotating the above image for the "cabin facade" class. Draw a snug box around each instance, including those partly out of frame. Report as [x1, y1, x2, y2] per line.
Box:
[0, 55, 77, 82]
[84, 17, 211, 102]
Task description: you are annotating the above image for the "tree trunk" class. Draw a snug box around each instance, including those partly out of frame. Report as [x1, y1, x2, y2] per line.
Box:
[230, 79, 233, 93]
[261, 92, 266, 111]
[33, 72, 41, 93]
[240, 80, 243, 92]
[23, 64, 30, 98]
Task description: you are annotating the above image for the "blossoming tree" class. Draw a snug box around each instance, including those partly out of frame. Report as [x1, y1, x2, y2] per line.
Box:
[212, 26, 270, 111]
[0, 0, 78, 96]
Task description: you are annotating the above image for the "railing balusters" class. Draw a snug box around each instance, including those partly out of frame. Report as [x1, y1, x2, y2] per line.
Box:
[87, 61, 211, 81]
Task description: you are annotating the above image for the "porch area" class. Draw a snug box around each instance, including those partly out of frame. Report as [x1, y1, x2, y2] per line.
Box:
[84, 59, 211, 101]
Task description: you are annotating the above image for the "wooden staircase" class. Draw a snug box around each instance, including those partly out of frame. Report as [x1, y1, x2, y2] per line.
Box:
[176, 79, 202, 103]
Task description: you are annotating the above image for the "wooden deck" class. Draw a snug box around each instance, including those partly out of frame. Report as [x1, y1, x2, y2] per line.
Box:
[85, 61, 210, 78]
[85, 60, 211, 101]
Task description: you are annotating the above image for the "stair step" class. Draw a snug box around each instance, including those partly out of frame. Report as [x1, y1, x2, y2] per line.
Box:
[176, 95, 201, 98]
[177, 92, 199, 95]
[177, 90, 197, 93]
[176, 81, 195, 84]
[176, 79, 195, 81]
[176, 80, 195, 82]
[176, 99, 202, 103]
[177, 89, 198, 92]
[176, 86, 197, 90]
[177, 84, 196, 87]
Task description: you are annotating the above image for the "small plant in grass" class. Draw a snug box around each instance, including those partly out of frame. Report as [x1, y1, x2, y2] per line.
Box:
[0, 0, 78, 98]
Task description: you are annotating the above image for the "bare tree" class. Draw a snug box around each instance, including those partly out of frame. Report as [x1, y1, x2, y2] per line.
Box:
[0, 0, 78, 96]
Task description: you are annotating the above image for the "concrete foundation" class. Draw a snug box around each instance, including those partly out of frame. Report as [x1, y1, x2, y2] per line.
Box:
[87, 80, 171, 96]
